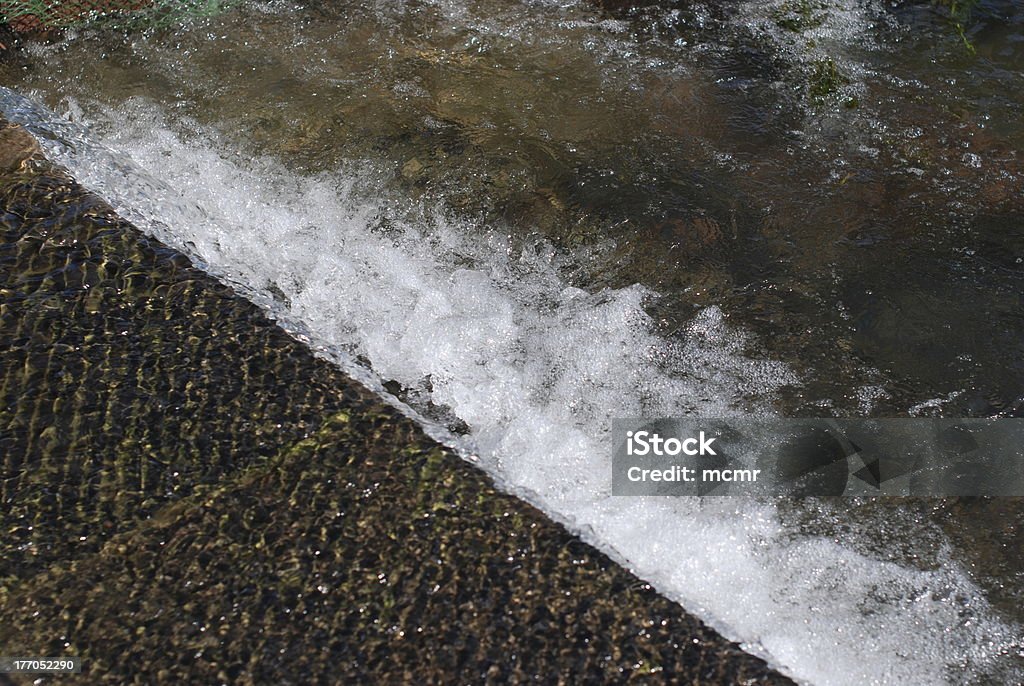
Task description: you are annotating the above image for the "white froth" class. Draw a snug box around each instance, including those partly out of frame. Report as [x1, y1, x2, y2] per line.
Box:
[3, 89, 1021, 685]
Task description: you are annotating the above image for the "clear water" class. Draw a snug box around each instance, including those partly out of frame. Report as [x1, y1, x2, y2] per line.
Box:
[2, 0, 1023, 683]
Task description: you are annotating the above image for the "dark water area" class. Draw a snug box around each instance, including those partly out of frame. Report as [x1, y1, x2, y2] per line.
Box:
[1, 0, 1023, 683]
[593, 0, 1024, 420]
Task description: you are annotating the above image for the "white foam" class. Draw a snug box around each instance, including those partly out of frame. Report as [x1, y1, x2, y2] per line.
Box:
[3, 89, 1021, 685]
[736, 0, 880, 77]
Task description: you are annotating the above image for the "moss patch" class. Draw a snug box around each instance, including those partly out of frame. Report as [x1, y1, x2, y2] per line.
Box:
[772, 0, 830, 33]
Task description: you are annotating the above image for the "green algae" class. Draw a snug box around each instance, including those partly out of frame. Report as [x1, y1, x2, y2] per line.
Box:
[772, 0, 830, 33]
[927, 0, 980, 54]
[808, 57, 850, 102]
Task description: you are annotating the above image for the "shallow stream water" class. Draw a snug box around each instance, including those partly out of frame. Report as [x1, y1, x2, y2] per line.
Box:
[2, 0, 1023, 683]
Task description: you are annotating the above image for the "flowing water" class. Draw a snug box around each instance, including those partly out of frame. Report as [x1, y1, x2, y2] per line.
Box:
[2, 0, 1023, 683]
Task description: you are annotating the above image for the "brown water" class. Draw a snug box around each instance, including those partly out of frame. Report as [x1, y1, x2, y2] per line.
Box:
[2, 0, 1023, 683]
[5, 0, 1022, 416]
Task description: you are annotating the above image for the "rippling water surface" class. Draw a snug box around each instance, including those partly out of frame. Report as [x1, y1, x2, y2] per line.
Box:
[2, 1, 1023, 683]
